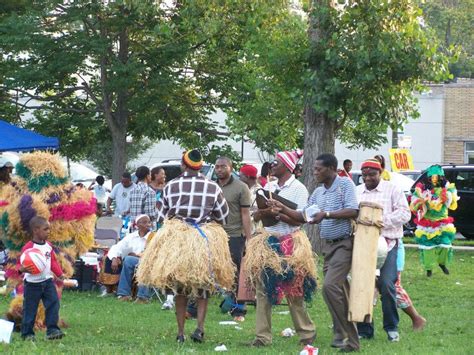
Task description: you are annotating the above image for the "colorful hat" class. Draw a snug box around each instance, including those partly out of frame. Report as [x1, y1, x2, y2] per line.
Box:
[427, 165, 444, 177]
[361, 159, 382, 171]
[276, 149, 303, 172]
[182, 149, 203, 170]
[240, 164, 258, 178]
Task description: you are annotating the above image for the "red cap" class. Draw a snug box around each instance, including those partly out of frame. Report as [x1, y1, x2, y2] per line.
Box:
[240, 164, 258, 178]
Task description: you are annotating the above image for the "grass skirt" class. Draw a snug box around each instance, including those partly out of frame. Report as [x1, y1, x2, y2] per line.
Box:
[244, 229, 318, 304]
[136, 219, 235, 297]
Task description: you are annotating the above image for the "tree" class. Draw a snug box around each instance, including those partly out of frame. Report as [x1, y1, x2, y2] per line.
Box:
[0, 1, 265, 183]
[224, 1, 450, 191]
[417, 0, 474, 78]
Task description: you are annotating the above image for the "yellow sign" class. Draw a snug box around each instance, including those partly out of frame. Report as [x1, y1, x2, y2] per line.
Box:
[389, 149, 414, 172]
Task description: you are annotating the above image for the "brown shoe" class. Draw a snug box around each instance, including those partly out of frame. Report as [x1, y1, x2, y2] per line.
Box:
[117, 295, 132, 302]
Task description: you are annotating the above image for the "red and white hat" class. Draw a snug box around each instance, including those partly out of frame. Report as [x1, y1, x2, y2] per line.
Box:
[276, 149, 303, 173]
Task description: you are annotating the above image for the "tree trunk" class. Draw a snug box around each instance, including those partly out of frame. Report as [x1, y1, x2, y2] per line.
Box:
[99, 14, 129, 185]
[303, 0, 337, 254]
[110, 127, 127, 185]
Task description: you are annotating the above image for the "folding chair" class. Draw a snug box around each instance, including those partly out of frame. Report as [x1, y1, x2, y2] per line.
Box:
[150, 287, 165, 303]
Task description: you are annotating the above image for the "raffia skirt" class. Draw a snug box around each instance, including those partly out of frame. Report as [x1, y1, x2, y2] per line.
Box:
[136, 218, 235, 297]
[244, 229, 318, 304]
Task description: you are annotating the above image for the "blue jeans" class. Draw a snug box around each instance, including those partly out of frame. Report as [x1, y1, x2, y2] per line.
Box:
[357, 245, 399, 337]
[117, 256, 150, 299]
[21, 279, 61, 337]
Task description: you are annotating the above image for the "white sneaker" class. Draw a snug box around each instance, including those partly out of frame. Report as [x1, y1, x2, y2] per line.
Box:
[387, 331, 400, 342]
[161, 300, 174, 310]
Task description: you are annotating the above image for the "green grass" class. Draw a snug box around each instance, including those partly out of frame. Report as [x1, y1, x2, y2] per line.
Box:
[1, 250, 473, 354]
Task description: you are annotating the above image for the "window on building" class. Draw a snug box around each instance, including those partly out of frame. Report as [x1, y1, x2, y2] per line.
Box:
[466, 142, 474, 164]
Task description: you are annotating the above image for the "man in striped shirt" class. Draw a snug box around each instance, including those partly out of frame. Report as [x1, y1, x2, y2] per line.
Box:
[271, 153, 360, 352]
[355, 158, 411, 343]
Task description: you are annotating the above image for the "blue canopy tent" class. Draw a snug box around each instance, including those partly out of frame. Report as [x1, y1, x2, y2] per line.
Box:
[0, 120, 59, 152]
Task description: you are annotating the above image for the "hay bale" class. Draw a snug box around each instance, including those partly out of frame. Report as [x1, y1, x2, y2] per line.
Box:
[137, 219, 235, 296]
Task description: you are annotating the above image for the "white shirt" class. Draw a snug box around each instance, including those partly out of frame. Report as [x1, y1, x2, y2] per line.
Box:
[356, 180, 411, 251]
[107, 230, 151, 259]
[264, 175, 309, 236]
[94, 185, 107, 204]
[110, 182, 136, 216]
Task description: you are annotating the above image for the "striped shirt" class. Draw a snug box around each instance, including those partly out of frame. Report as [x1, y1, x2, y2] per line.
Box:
[356, 180, 410, 250]
[129, 182, 158, 223]
[157, 172, 229, 224]
[265, 175, 309, 236]
[306, 175, 358, 240]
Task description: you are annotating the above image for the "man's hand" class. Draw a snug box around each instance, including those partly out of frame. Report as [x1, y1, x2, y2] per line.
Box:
[266, 199, 284, 211]
[310, 211, 326, 225]
[111, 257, 121, 272]
[19, 265, 35, 274]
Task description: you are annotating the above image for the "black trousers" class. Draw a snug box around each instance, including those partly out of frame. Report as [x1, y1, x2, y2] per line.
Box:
[22, 279, 61, 337]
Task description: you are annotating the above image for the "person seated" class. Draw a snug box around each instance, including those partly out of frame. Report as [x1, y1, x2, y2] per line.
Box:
[107, 214, 154, 303]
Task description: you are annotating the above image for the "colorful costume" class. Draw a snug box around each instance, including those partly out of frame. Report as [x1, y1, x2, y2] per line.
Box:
[410, 165, 458, 273]
[0, 152, 96, 329]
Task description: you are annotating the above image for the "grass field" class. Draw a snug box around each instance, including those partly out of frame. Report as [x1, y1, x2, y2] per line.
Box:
[1, 249, 473, 354]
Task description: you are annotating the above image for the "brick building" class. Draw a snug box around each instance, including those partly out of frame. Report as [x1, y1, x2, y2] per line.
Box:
[443, 79, 474, 164]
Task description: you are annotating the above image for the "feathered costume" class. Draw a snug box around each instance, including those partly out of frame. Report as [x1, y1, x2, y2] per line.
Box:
[0, 152, 96, 329]
[410, 165, 458, 272]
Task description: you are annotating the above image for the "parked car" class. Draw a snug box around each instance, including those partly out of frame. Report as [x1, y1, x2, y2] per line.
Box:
[350, 170, 415, 194]
[398, 170, 422, 181]
[407, 164, 474, 240]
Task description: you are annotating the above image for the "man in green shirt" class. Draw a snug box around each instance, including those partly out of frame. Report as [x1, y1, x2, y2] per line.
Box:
[215, 157, 252, 321]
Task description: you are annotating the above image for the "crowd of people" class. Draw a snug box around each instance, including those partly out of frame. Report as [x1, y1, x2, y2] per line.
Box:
[0, 149, 459, 351]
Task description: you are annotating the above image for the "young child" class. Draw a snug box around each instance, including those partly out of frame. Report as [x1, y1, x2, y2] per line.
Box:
[18, 216, 65, 341]
[89, 175, 108, 216]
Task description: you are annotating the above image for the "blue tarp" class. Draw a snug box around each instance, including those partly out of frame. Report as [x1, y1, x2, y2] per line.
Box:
[0, 120, 59, 152]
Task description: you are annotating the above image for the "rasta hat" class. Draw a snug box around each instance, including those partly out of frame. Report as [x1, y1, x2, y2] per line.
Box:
[276, 149, 303, 173]
[240, 164, 258, 178]
[361, 159, 382, 171]
[427, 165, 444, 177]
[182, 149, 203, 170]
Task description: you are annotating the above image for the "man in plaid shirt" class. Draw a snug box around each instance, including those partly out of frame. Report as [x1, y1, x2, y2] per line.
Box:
[157, 163, 228, 225]
[129, 166, 157, 226]
[156, 149, 229, 344]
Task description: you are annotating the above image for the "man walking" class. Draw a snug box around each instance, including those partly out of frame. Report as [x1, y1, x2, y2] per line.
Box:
[356, 158, 411, 342]
[215, 157, 252, 321]
[248, 150, 316, 348]
[274, 153, 359, 351]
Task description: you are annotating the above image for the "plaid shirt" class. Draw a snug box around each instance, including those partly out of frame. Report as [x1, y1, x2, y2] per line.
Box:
[157, 172, 229, 224]
[129, 181, 158, 223]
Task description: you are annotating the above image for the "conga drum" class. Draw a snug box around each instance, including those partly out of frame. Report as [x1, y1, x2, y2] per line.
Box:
[348, 201, 383, 323]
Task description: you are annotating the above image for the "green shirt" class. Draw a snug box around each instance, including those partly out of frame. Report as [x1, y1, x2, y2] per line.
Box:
[219, 176, 252, 238]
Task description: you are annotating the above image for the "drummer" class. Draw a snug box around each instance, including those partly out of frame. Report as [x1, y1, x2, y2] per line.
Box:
[355, 158, 411, 343]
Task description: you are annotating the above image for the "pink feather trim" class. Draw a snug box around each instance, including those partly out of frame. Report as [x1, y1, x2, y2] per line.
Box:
[49, 198, 97, 221]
